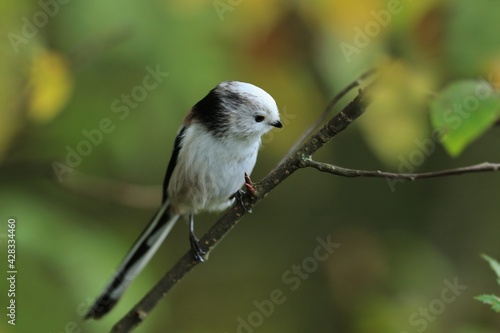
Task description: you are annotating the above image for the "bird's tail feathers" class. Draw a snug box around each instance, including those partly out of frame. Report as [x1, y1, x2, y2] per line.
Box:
[85, 201, 179, 320]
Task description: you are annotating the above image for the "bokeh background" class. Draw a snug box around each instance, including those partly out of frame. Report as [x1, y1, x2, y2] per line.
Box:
[1, 0, 500, 332]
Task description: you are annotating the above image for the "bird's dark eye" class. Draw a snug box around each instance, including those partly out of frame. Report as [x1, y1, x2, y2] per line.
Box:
[254, 115, 266, 123]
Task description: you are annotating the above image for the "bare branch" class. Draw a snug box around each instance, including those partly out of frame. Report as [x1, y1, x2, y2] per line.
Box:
[304, 159, 500, 180]
[280, 68, 376, 164]
[111, 81, 370, 333]
[110, 71, 500, 332]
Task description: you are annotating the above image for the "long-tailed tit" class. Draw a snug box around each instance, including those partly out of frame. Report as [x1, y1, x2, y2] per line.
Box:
[85, 81, 282, 319]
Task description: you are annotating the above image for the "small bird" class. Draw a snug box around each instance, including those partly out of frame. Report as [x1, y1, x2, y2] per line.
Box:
[85, 81, 282, 319]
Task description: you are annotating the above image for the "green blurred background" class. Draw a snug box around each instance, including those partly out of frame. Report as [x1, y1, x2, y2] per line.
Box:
[1, 0, 500, 332]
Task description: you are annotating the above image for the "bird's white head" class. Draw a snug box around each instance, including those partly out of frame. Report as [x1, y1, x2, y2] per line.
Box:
[189, 81, 282, 141]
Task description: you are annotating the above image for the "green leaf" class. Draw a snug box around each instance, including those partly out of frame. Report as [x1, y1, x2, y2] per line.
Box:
[481, 254, 500, 287]
[430, 80, 500, 156]
[475, 294, 500, 313]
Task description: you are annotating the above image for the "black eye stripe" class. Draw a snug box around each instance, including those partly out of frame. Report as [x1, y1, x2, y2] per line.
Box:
[254, 115, 265, 122]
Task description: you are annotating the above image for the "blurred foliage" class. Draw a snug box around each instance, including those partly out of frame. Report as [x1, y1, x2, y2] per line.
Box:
[430, 81, 500, 157]
[475, 255, 500, 313]
[28, 49, 73, 123]
[1, 0, 500, 333]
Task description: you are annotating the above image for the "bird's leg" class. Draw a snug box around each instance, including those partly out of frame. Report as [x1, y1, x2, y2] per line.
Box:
[232, 173, 256, 213]
[189, 213, 206, 262]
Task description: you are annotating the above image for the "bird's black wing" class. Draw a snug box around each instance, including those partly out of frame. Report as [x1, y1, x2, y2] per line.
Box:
[162, 126, 186, 203]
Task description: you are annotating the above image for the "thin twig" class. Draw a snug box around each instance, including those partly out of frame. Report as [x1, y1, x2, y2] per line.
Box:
[111, 80, 371, 333]
[110, 72, 500, 332]
[304, 159, 500, 180]
[279, 68, 376, 164]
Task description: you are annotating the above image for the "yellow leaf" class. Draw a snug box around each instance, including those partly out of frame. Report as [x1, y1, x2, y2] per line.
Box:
[359, 62, 436, 167]
[486, 59, 500, 91]
[29, 49, 73, 123]
[321, 0, 384, 37]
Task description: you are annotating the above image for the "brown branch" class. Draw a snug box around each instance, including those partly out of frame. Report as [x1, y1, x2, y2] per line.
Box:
[110, 72, 500, 332]
[279, 68, 376, 164]
[58, 171, 160, 209]
[111, 85, 370, 332]
[303, 159, 500, 180]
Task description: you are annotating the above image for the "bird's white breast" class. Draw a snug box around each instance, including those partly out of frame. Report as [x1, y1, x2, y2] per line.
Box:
[168, 123, 260, 215]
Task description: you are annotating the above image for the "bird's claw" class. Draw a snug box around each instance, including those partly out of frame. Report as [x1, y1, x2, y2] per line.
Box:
[244, 173, 257, 196]
[189, 233, 206, 263]
[189, 213, 206, 262]
[234, 189, 253, 213]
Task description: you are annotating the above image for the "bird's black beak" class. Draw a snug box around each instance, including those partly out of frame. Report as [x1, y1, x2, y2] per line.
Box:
[271, 120, 283, 128]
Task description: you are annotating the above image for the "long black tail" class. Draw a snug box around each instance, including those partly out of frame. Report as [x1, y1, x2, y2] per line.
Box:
[85, 200, 179, 319]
